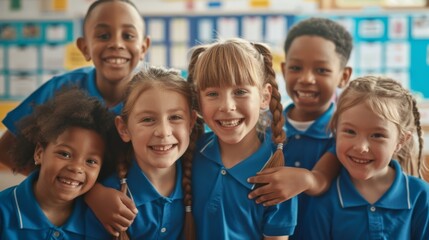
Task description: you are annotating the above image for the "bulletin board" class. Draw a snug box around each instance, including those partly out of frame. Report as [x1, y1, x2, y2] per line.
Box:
[0, 20, 74, 100]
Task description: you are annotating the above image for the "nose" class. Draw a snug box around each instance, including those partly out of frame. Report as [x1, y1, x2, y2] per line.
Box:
[354, 138, 370, 153]
[298, 70, 316, 84]
[154, 120, 173, 138]
[107, 34, 125, 49]
[67, 160, 84, 174]
[218, 95, 236, 112]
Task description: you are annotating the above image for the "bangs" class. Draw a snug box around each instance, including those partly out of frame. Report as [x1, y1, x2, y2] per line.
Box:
[194, 42, 262, 90]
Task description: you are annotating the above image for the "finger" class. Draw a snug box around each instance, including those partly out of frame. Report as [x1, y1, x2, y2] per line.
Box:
[247, 174, 271, 184]
[121, 195, 138, 215]
[256, 167, 280, 175]
[248, 184, 273, 199]
[112, 214, 134, 229]
[254, 191, 280, 204]
[262, 198, 283, 207]
[104, 224, 119, 237]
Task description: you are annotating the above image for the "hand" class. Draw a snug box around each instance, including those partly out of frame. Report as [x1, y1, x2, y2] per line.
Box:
[247, 167, 312, 206]
[85, 183, 138, 236]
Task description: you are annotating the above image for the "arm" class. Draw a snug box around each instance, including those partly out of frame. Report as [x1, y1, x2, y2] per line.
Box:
[84, 182, 138, 237]
[264, 236, 289, 240]
[247, 152, 340, 206]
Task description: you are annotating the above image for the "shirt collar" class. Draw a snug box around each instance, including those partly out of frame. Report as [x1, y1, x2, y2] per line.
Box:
[199, 132, 273, 189]
[14, 170, 86, 233]
[336, 160, 410, 209]
[284, 102, 334, 139]
[127, 159, 183, 206]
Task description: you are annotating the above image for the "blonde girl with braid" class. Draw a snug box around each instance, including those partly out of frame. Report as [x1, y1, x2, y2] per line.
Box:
[303, 76, 429, 240]
[85, 66, 200, 240]
[188, 38, 297, 240]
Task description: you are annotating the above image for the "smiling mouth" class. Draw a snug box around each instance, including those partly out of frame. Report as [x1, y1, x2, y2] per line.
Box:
[217, 119, 243, 127]
[349, 156, 373, 164]
[296, 91, 317, 99]
[57, 177, 83, 187]
[104, 57, 129, 64]
[150, 144, 177, 151]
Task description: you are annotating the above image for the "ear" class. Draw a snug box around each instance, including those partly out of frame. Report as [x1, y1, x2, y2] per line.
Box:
[115, 116, 131, 142]
[395, 131, 412, 153]
[280, 61, 287, 83]
[139, 36, 151, 60]
[260, 83, 272, 110]
[76, 37, 91, 61]
[33, 143, 44, 165]
[338, 66, 352, 88]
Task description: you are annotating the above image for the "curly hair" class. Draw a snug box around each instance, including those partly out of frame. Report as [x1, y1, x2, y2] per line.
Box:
[11, 87, 117, 180]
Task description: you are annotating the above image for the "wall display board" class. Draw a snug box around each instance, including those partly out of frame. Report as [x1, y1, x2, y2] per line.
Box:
[0, 20, 73, 100]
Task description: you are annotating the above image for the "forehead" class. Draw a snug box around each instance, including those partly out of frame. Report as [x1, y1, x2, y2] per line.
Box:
[132, 87, 190, 113]
[287, 36, 341, 65]
[85, 2, 144, 31]
[339, 103, 397, 132]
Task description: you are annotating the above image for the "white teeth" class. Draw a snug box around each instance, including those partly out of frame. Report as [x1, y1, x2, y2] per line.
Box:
[152, 145, 174, 151]
[58, 177, 81, 186]
[105, 58, 127, 64]
[350, 157, 371, 164]
[219, 119, 240, 127]
[297, 91, 316, 98]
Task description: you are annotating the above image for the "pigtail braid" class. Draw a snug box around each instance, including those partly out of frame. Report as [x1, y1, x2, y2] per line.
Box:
[115, 143, 133, 240]
[187, 46, 208, 85]
[410, 93, 424, 179]
[252, 43, 286, 177]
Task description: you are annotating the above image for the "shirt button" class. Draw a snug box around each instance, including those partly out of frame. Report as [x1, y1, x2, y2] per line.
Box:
[53, 231, 60, 237]
[294, 161, 301, 167]
[295, 135, 301, 139]
[221, 169, 227, 175]
[161, 227, 167, 233]
[370, 206, 376, 212]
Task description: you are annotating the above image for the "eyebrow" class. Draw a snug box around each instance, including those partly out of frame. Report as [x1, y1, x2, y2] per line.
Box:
[94, 23, 138, 30]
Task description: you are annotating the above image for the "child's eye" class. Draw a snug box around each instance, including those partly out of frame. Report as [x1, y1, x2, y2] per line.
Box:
[123, 33, 135, 40]
[141, 117, 154, 123]
[170, 115, 184, 121]
[57, 151, 71, 159]
[206, 91, 218, 97]
[234, 88, 247, 96]
[97, 33, 110, 40]
[288, 65, 301, 71]
[316, 68, 331, 74]
[342, 128, 355, 135]
[86, 159, 100, 166]
[371, 133, 386, 139]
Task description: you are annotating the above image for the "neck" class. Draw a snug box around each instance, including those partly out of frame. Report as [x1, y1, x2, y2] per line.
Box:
[351, 166, 395, 204]
[33, 181, 73, 226]
[139, 162, 177, 197]
[96, 77, 129, 108]
[219, 129, 261, 169]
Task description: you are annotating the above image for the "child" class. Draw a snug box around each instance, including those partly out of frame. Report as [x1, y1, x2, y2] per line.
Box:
[0, 88, 116, 239]
[85, 66, 200, 239]
[0, 0, 150, 173]
[247, 17, 353, 239]
[303, 76, 429, 239]
[188, 38, 297, 239]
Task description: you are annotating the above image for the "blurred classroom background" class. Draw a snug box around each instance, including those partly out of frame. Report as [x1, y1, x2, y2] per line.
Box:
[1, 0, 429, 189]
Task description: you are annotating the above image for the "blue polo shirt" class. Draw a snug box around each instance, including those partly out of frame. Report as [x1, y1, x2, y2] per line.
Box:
[283, 102, 336, 240]
[304, 160, 429, 240]
[2, 67, 123, 135]
[86, 159, 184, 240]
[192, 132, 297, 239]
[0, 170, 88, 239]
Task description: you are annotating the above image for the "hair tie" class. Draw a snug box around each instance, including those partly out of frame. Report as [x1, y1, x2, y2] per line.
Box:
[277, 143, 283, 150]
[185, 205, 192, 213]
[120, 178, 127, 184]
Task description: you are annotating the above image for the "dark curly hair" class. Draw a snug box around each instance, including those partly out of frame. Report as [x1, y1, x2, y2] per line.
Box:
[284, 17, 353, 67]
[11, 87, 118, 180]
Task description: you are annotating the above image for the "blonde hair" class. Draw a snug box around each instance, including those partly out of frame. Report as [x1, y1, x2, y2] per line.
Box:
[117, 66, 201, 240]
[330, 76, 423, 178]
[188, 38, 286, 181]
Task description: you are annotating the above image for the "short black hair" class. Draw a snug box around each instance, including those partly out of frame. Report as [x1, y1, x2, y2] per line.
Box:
[284, 17, 353, 67]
